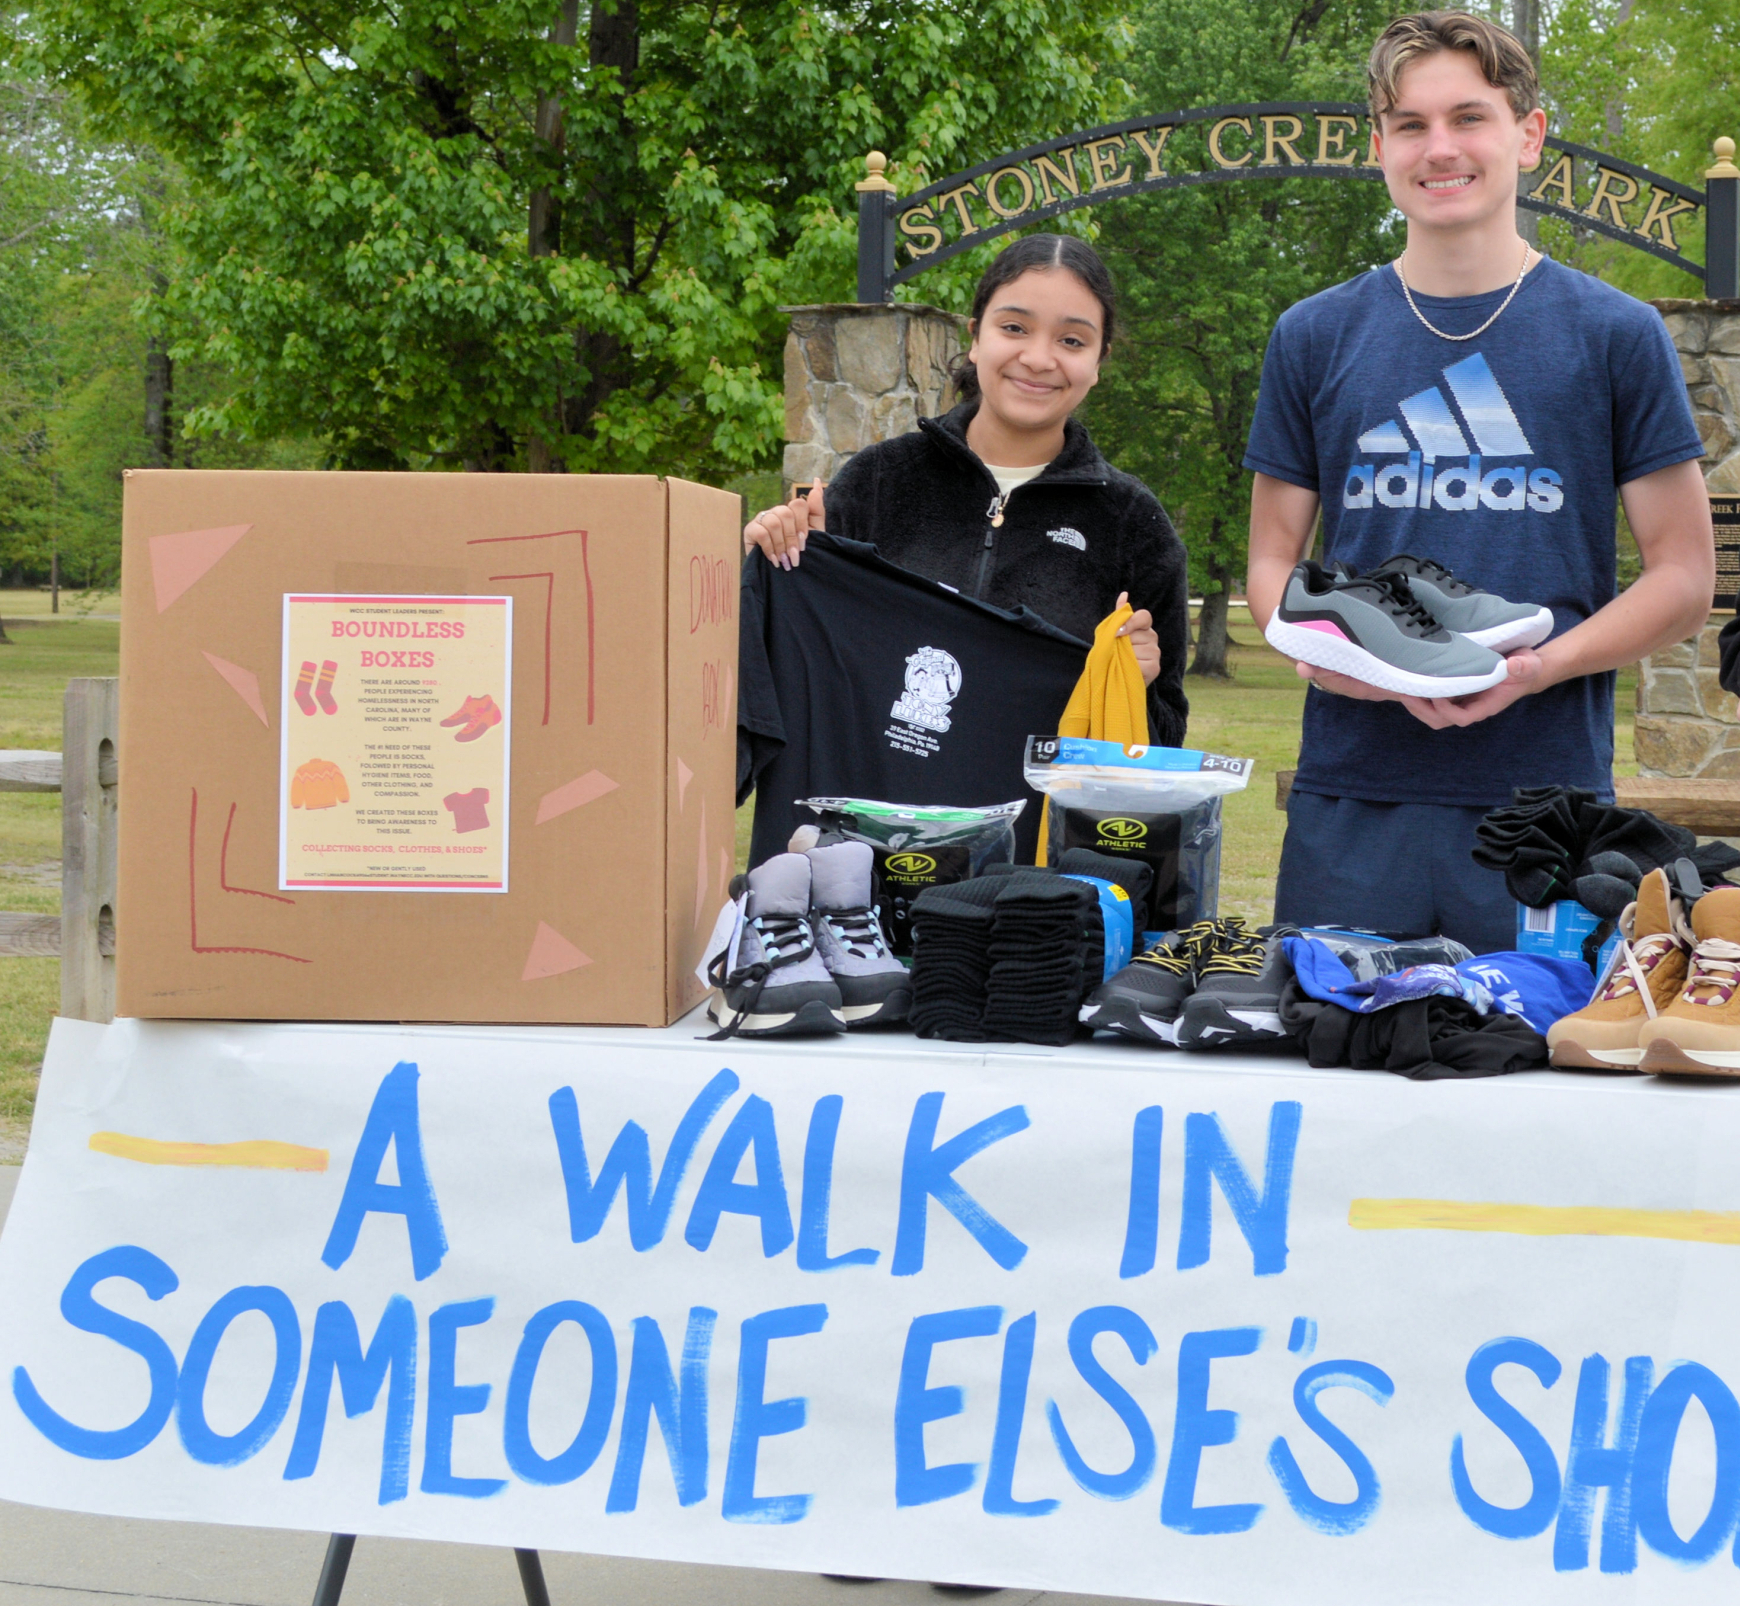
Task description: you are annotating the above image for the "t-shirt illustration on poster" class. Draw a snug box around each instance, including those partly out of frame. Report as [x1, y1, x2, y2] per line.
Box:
[278, 593, 513, 891]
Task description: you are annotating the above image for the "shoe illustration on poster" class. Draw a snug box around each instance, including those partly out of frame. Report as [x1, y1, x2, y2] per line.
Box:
[279, 593, 513, 892]
[440, 693, 504, 742]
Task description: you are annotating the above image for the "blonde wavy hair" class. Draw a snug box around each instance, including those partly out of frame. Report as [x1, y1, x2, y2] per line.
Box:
[1368, 11, 1540, 122]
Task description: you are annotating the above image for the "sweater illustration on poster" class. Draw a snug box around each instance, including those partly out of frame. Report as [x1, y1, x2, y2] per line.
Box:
[290, 759, 349, 810]
[887, 646, 961, 756]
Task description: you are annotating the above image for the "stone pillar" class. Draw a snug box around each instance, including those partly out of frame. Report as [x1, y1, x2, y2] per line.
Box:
[781, 303, 968, 490]
[1634, 299, 1740, 777]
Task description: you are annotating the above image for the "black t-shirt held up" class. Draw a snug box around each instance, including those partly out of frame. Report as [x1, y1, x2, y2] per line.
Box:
[737, 534, 1092, 866]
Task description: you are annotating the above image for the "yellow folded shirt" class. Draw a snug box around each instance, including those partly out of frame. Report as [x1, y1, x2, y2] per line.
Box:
[1037, 603, 1150, 866]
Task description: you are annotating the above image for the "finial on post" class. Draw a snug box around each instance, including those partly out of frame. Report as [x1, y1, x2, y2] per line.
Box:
[855, 151, 897, 193]
[1708, 136, 1740, 180]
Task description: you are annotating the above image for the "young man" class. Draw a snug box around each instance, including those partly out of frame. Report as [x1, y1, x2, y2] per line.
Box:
[1245, 9, 1714, 953]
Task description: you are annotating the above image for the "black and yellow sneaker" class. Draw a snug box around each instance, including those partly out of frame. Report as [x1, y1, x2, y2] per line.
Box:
[1078, 920, 1236, 1046]
[1174, 924, 1301, 1049]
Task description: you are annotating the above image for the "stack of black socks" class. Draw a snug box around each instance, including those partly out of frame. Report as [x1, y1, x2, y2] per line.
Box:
[982, 874, 1094, 1045]
[909, 876, 1006, 1041]
[910, 850, 1155, 1045]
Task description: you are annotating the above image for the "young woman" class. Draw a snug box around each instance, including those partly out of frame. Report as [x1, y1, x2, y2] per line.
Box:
[745, 233, 1191, 746]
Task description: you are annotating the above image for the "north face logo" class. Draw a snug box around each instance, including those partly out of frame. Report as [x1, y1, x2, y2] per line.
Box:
[1048, 527, 1087, 550]
[1344, 351, 1563, 514]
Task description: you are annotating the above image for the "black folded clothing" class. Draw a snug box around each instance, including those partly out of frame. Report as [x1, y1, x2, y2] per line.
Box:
[1278, 982, 1546, 1079]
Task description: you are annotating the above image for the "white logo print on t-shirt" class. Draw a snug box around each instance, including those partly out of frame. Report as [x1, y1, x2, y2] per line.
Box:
[1342, 351, 1563, 515]
[889, 646, 962, 733]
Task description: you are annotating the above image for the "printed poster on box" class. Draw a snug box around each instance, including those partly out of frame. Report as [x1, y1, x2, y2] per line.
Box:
[279, 594, 513, 892]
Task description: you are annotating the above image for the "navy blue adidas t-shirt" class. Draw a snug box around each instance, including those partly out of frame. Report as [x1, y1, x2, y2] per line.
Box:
[1245, 257, 1703, 807]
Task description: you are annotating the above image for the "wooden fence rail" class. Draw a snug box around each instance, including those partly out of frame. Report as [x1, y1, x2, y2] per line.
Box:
[0, 679, 118, 1023]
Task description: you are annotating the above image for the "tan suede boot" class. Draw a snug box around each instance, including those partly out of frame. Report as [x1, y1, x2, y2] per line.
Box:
[1547, 869, 1690, 1069]
[1639, 885, 1740, 1075]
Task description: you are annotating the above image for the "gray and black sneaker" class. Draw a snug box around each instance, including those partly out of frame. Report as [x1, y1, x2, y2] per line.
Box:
[807, 841, 912, 1028]
[1265, 561, 1507, 698]
[706, 854, 846, 1038]
[1079, 919, 1237, 1046]
[1351, 554, 1553, 653]
[1175, 924, 1301, 1049]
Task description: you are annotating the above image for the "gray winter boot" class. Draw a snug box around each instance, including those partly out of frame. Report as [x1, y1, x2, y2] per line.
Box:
[807, 841, 912, 1028]
[706, 853, 846, 1038]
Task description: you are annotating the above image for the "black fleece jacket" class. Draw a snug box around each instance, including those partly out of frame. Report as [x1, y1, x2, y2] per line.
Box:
[820, 402, 1191, 747]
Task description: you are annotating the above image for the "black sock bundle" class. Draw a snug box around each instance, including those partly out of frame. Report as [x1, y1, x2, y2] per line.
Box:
[1054, 847, 1155, 972]
[1471, 785, 1738, 910]
[909, 876, 1007, 1041]
[982, 874, 1094, 1045]
[911, 854, 1154, 1045]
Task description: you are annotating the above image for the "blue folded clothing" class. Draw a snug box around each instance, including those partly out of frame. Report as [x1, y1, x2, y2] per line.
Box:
[1284, 937, 1596, 1033]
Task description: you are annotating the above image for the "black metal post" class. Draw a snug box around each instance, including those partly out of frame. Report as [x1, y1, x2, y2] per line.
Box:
[515, 1548, 554, 1606]
[1706, 137, 1739, 300]
[855, 152, 897, 305]
[310, 1534, 355, 1606]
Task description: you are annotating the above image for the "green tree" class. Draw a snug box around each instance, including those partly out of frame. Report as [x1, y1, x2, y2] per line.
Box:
[25, 0, 1124, 478]
[1082, 0, 1398, 677]
[1533, 0, 1735, 300]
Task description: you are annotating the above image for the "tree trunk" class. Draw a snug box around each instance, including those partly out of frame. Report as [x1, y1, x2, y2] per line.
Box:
[1190, 587, 1233, 677]
[144, 339, 173, 468]
[527, 0, 581, 471]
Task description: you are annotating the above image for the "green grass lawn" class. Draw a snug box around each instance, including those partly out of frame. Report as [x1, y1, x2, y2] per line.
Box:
[0, 597, 1645, 1151]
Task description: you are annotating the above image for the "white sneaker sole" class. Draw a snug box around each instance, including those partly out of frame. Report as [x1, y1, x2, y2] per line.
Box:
[1266, 616, 1507, 699]
[1078, 1000, 1180, 1045]
[1462, 608, 1554, 653]
[707, 996, 846, 1035]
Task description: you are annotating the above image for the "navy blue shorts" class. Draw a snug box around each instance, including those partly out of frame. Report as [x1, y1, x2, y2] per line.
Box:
[1274, 791, 1515, 954]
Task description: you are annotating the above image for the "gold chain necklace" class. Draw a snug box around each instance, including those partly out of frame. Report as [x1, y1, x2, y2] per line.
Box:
[1395, 241, 1534, 342]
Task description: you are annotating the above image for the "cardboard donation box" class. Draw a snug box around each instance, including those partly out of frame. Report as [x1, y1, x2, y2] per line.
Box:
[117, 471, 740, 1025]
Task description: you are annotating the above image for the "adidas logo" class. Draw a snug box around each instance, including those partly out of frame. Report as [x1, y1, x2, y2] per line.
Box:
[1345, 351, 1562, 515]
[1048, 526, 1087, 551]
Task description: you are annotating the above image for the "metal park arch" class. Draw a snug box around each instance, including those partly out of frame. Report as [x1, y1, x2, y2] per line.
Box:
[852, 101, 1739, 304]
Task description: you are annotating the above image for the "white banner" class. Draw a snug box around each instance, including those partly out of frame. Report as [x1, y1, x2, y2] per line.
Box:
[4, 1018, 1740, 1605]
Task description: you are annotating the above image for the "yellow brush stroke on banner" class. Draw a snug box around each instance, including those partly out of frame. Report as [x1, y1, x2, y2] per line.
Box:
[89, 1132, 328, 1173]
[1349, 1198, 1740, 1245]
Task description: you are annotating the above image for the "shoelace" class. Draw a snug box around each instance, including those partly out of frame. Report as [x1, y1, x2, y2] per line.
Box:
[705, 912, 816, 1041]
[1677, 936, 1740, 1009]
[1397, 556, 1474, 596]
[1595, 928, 1684, 1019]
[820, 904, 891, 960]
[1357, 570, 1442, 635]
[1133, 919, 1223, 975]
[1197, 923, 1268, 979]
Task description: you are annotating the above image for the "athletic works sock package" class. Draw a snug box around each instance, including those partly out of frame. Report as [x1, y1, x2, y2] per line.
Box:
[798, 797, 1023, 956]
[1024, 738, 1253, 932]
[117, 471, 740, 1024]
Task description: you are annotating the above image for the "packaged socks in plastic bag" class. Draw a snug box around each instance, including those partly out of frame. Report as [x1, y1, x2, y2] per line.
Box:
[800, 798, 1024, 956]
[1024, 739, 1253, 930]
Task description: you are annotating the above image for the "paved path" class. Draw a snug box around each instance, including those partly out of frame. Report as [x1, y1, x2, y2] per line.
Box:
[0, 1168, 1177, 1606]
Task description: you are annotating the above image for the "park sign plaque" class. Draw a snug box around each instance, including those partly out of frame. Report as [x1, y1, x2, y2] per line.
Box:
[1713, 494, 1740, 613]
